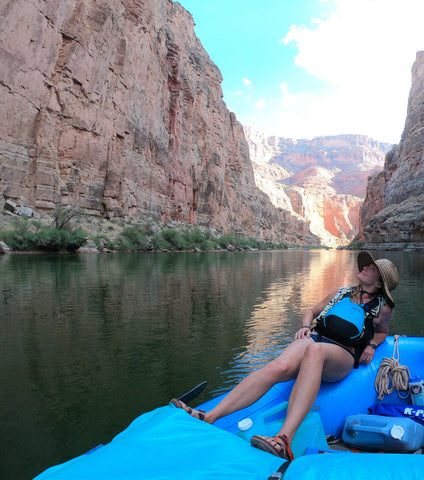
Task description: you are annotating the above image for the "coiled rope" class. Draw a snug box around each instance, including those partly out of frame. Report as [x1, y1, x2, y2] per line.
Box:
[375, 334, 410, 400]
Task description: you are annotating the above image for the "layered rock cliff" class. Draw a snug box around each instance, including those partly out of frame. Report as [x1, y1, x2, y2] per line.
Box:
[245, 130, 391, 247]
[0, 0, 317, 245]
[359, 51, 424, 248]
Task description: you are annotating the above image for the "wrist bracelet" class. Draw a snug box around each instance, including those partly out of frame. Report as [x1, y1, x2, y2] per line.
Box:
[302, 325, 311, 330]
[368, 342, 377, 350]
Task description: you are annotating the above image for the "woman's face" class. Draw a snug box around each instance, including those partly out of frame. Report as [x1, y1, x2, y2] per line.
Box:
[357, 263, 382, 289]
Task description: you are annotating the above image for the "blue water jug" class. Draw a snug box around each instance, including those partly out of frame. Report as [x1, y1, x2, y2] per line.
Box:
[236, 401, 328, 458]
[342, 414, 424, 452]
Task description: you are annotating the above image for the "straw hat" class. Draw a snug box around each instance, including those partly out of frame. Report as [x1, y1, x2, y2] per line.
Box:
[357, 251, 399, 306]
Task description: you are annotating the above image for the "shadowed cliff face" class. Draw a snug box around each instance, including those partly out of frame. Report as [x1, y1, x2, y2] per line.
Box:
[0, 0, 317, 245]
[359, 51, 424, 246]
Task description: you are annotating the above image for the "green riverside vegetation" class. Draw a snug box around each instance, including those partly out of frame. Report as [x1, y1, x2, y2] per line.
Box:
[0, 206, 305, 253]
[0, 217, 86, 252]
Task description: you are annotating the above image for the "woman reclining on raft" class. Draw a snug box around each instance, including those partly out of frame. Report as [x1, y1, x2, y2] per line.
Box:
[171, 251, 399, 462]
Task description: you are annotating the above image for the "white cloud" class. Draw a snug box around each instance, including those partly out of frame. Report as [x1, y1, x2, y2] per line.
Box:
[275, 0, 424, 143]
[243, 78, 253, 89]
[254, 98, 266, 109]
[280, 82, 298, 108]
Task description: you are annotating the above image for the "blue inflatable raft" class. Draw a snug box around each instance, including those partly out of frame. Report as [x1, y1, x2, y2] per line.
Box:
[34, 336, 424, 480]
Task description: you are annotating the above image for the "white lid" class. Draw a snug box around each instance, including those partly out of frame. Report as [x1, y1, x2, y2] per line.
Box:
[238, 418, 253, 431]
[390, 425, 405, 440]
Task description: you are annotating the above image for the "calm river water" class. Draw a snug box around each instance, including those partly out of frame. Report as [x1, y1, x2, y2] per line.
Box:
[1, 249, 424, 479]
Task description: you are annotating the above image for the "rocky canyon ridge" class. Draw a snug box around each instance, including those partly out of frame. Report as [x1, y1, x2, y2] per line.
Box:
[0, 0, 423, 248]
[244, 132, 391, 247]
[0, 0, 318, 245]
[359, 51, 424, 250]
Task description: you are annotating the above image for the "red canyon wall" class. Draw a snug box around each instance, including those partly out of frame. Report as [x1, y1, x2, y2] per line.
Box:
[0, 0, 317, 244]
[245, 130, 390, 247]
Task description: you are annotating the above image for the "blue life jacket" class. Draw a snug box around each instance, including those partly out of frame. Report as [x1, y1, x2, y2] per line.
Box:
[315, 286, 385, 368]
[320, 297, 367, 346]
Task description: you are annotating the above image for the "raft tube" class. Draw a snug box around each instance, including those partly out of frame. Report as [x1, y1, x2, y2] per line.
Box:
[34, 336, 424, 479]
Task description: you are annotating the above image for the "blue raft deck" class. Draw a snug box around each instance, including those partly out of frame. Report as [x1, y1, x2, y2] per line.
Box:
[34, 336, 424, 480]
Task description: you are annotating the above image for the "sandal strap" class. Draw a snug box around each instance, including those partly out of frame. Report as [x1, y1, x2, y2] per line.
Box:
[250, 434, 293, 461]
[275, 435, 294, 461]
[170, 398, 206, 421]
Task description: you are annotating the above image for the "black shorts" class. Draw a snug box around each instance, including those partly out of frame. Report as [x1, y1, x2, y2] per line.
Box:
[310, 333, 355, 359]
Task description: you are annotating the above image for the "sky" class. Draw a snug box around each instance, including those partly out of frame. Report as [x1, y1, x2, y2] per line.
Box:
[176, 0, 424, 144]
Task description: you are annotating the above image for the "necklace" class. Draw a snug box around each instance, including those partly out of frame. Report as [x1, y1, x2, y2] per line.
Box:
[359, 289, 377, 304]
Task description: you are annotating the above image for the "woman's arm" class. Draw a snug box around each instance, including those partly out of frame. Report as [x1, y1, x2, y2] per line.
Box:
[359, 304, 393, 364]
[294, 289, 338, 340]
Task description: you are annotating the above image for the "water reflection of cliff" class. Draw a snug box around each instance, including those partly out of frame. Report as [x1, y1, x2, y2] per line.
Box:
[229, 250, 359, 381]
[0, 250, 361, 404]
[1, 250, 423, 479]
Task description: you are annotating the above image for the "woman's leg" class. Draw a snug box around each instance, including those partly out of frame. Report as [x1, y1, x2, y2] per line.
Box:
[277, 341, 354, 443]
[203, 337, 314, 424]
[250, 342, 354, 459]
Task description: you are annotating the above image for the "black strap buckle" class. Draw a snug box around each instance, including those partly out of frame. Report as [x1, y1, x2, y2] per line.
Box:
[267, 461, 291, 480]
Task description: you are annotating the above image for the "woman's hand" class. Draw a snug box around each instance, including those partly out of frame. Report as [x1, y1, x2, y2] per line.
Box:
[359, 345, 376, 364]
[294, 326, 312, 340]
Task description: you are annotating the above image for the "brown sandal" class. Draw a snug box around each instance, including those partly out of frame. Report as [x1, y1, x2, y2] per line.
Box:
[170, 398, 206, 421]
[250, 434, 294, 461]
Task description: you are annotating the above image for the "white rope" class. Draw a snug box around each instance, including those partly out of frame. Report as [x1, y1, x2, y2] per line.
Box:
[375, 335, 410, 400]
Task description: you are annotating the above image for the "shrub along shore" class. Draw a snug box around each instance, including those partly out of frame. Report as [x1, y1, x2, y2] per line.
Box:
[0, 207, 305, 253]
